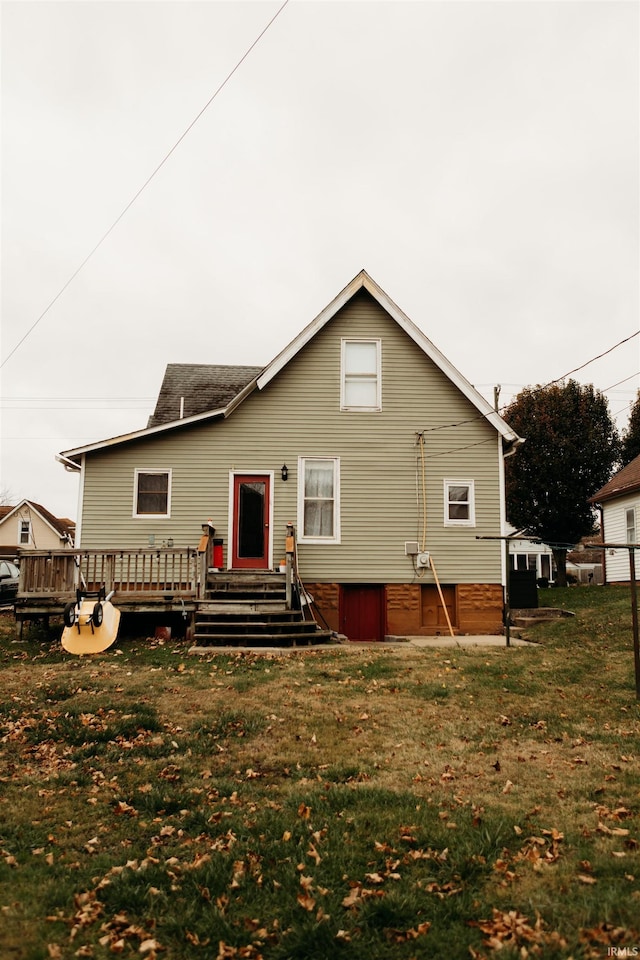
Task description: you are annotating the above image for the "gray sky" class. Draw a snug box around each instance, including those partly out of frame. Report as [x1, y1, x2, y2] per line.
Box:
[1, 0, 638, 522]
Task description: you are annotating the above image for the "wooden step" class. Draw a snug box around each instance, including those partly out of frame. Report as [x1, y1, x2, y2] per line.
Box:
[193, 570, 321, 647]
[194, 620, 318, 635]
[191, 628, 333, 648]
[198, 600, 288, 615]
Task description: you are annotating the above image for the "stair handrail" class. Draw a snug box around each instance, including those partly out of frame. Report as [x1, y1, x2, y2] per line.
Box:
[285, 523, 328, 630]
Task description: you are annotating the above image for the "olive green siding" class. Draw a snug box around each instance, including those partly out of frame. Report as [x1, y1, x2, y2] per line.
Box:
[79, 290, 504, 584]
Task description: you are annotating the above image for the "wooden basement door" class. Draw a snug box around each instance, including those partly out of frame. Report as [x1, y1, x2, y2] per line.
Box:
[340, 585, 386, 641]
[421, 584, 457, 632]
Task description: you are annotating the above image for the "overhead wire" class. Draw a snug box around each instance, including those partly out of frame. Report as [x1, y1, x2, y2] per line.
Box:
[0, 0, 290, 371]
[420, 330, 639, 436]
[415, 356, 639, 466]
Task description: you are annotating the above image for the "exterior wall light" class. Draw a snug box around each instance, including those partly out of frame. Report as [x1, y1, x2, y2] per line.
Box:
[281, 464, 288, 481]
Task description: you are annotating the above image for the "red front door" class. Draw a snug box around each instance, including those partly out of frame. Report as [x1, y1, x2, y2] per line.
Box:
[232, 475, 270, 569]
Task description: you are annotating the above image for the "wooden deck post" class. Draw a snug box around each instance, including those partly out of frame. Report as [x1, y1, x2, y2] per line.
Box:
[285, 523, 295, 610]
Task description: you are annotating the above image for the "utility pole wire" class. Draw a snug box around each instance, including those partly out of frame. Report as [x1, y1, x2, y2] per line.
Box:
[1, 0, 290, 371]
[546, 331, 639, 388]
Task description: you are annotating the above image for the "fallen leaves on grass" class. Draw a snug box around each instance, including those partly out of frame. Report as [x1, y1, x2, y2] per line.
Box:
[385, 921, 431, 943]
[470, 908, 567, 952]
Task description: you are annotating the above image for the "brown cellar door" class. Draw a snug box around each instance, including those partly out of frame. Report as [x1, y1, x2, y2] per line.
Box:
[340, 585, 386, 641]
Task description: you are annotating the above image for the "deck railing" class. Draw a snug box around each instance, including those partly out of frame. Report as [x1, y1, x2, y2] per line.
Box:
[17, 548, 200, 599]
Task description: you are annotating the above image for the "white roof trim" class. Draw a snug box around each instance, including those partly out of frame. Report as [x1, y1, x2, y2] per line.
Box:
[60, 404, 230, 463]
[256, 270, 519, 443]
[59, 270, 519, 464]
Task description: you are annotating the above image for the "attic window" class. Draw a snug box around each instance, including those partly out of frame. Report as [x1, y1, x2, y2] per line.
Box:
[134, 470, 171, 518]
[19, 520, 31, 545]
[341, 339, 381, 411]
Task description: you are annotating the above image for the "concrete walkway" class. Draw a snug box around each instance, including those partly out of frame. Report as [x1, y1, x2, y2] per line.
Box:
[189, 634, 537, 655]
[403, 634, 535, 648]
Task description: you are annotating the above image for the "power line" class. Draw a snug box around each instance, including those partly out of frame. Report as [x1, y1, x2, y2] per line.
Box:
[422, 332, 640, 436]
[547, 331, 639, 386]
[0, 0, 290, 371]
[602, 373, 640, 392]
[2, 407, 153, 412]
[1, 396, 155, 401]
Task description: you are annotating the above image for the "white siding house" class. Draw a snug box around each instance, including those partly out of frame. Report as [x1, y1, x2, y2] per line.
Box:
[590, 454, 640, 584]
[506, 529, 555, 584]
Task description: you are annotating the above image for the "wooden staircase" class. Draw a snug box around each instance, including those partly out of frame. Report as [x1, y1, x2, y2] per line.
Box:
[191, 571, 333, 648]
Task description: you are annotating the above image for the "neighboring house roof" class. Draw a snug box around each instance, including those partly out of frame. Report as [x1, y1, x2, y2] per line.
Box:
[147, 364, 264, 428]
[59, 269, 522, 466]
[0, 499, 75, 541]
[567, 530, 604, 565]
[590, 454, 640, 504]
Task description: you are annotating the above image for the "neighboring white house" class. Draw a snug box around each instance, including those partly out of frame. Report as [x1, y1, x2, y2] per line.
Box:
[590, 454, 640, 584]
[505, 525, 555, 583]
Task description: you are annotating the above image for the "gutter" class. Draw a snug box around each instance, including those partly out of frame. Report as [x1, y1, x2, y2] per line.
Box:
[503, 435, 525, 459]
[56, 454, 81, 473]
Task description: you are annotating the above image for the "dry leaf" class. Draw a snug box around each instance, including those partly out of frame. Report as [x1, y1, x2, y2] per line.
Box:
[296, 892, 316, 911]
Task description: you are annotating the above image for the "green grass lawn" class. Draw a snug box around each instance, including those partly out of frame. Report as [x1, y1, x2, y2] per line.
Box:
[1, 585, 639, 959]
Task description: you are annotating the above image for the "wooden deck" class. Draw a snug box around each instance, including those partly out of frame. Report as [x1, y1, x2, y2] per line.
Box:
[13, 536, 332, 646]
[14, 548, 203, 626]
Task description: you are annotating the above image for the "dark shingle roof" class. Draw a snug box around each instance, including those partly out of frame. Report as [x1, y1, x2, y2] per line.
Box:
[28, 502, 76, 540]
[147, 364, 263, 428]
[590, 454, 640, 504]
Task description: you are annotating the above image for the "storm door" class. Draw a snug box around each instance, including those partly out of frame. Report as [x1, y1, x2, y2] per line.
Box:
[232, 474, 271, 569]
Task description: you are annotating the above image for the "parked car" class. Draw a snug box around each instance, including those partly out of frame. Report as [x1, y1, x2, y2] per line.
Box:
[0, 560, 20, 604]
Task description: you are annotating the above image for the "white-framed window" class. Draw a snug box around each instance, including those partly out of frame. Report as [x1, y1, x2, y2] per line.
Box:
[626, 507, 637, 544]
[298, 457, 340, 542]
[133, 469, 172, 518]
[444, 479, 476, 527]
[19, 520, 31, 545]
[340, 339, 381, 411]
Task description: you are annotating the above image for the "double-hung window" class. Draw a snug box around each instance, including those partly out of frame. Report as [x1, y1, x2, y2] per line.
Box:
[298, 458, 340, 542]
[134, 469, 171, 518]
[626, 507, 637, 544]
[341, 339, 381, 411]
[444, 480, 476, 527]
[19, 520, 31, 545]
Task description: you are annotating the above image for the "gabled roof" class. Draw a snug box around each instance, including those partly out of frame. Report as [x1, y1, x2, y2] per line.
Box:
[255, 271, 519, 444]
[148, 364, 263, 428]
[60, 269, 521, 465]
[0, 499, 75, 540]
[590, 454, 640, 504]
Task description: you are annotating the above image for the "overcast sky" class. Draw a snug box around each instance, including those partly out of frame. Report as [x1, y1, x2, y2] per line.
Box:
[1, 0, 638, 522]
